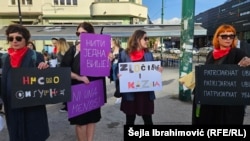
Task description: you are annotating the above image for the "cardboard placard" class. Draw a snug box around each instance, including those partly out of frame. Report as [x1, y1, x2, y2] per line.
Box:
[67, 79, 105, 118]
[11, 68, 71, 108]
[195, 64, 250, 105]
[80, 33, 111, 77]
[119, 61, 162, 92]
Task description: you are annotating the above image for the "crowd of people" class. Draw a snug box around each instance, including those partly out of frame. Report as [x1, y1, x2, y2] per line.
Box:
[0, 22, 249, 141]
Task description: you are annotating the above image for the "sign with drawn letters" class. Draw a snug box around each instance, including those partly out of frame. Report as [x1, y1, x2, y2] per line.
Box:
[67, 79, 105, 118]
[11, 68, 71, 108]
[119, 61, 162, 92]
[80, 33, 111, 77]
[195, 64, 250, 105]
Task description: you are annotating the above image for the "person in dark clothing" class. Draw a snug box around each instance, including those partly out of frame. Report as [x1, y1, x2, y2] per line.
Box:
[109, 38, 124, 104]
[192, 24, 248, 125]
[0, 52, 3, 114]
[60, 22, 107, 141]
[1, 24, 50, 141]
[55, 38, 70, 112]
[27, 41, 45, 66]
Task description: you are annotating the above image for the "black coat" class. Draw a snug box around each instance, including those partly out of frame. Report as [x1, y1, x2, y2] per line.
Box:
[60, 46, 106, 125]
[192, 48, 246, 125]
[1, 49, 49, 141]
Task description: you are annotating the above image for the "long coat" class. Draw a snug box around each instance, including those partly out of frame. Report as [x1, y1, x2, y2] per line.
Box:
[192, 48, 246, 125]
[1, 49, 50, 141]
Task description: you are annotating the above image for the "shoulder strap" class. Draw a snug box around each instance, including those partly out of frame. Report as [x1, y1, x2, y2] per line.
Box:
[1, 53, 8, 66]
[32, 50, 37, 61]
[31, 50, 37, 66]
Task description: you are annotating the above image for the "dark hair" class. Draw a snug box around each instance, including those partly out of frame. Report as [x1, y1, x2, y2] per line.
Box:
[126, 29, 148, 53]
[27, 41, 36, 50]
[58, 37, 66, 42]
[51, 37, 58, 41]
[76, 22, 95, 33]
[5, 24, 30, 45]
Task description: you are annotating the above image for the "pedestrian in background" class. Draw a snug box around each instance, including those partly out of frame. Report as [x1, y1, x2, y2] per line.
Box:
[51, 37, 58, 59]
[109, 38, 123, 104]
[48, 37, 59, 67]
[56, 37, 70, 66]
[1, 24, 49, 141]
[0, 51, 4, 115]
[118, 29, 163, 125]
[192, 24, 248, 125]
[60, 22, 107, 141]
[27, 41, 44, 66]
[56, 37, 70, 112]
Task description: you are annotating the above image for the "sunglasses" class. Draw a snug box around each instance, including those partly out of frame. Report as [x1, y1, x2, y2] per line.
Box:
[8, 36, 23, 42]
[143, 37, 149, 41]
[76, 32, 87, 37]
[219, 34, 235, 40]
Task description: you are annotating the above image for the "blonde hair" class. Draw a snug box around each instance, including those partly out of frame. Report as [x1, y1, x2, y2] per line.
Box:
[111, 38, 121, 51]
[212, 24, 238, 49]
[57, 38, 70, 55]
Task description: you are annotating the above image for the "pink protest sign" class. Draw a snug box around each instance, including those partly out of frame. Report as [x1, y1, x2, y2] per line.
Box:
[80, 33, 111, 76]
[67, 79, 105, 118]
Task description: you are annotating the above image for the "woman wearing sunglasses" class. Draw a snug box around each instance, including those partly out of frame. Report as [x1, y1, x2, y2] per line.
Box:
[60, 22, 107, 141]
[1, 24, 49, 141]
[117, 29, 163, 125]
[192, 24, 248, 125]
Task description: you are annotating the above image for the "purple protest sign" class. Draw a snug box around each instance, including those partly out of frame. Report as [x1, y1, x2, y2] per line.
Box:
[80, 33, 111, 76]
[67, 79, 105, 118]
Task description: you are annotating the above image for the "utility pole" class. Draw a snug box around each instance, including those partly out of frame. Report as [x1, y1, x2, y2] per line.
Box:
[17, 0, 22, 25]
[179, 0, 195, 101]
[160, 0, 164, 64]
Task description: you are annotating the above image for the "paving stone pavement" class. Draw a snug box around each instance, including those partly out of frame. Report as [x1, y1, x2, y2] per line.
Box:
[0, 67, 249, 141]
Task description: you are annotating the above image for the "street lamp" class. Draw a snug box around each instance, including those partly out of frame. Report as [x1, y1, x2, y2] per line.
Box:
[160, 0, 164, 65]
[17, 0, 22, 25]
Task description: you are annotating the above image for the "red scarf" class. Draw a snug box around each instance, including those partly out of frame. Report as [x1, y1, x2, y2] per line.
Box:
[8, 47, 28, 68]
[212, 47, 231, 60]
[130, 50, 145, 61]
[53, 46, 57, 54]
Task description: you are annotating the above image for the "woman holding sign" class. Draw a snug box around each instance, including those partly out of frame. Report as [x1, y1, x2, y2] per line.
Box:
[192, 24, 248, 125]
[61, 22, 107, 141]
[1, 24, 50, 141]
[118, 29, 163, 125]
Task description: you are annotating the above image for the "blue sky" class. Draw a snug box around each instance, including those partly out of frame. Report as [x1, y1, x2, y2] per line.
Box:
[142, 0, 227, 24]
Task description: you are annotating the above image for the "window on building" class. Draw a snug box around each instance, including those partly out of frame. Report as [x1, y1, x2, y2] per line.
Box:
[73, 0, 77, 5]
[11, 0, 16, 5]
[23, 0, 32, 5]
[10, 0, 32, 5]
[54, 0, 78, 5]
[60, 0, 65, 5]
[54, 0, 58, 5]
[97, 0, 119, 2]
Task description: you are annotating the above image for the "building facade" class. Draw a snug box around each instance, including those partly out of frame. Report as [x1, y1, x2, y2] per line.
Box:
[195, 0, 250, 47]
[0, 0, 147, 27]
[0, 0, 148, 50]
